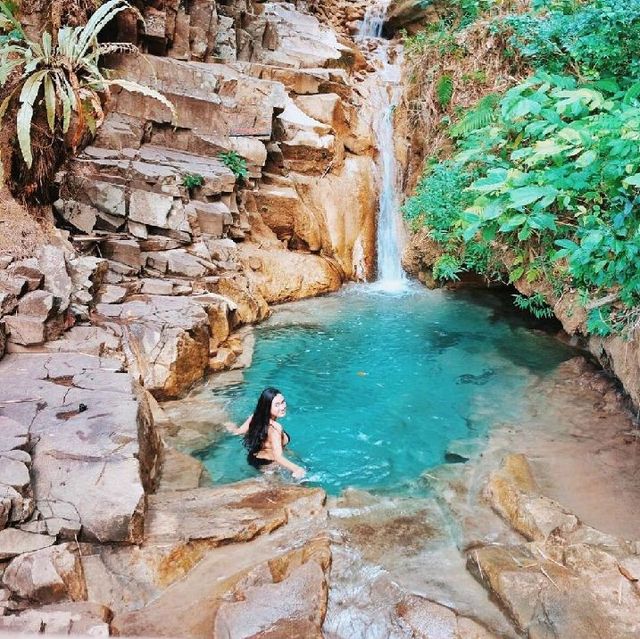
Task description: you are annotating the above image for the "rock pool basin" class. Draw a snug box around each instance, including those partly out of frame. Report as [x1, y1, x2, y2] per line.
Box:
[193, 283, 577, 494]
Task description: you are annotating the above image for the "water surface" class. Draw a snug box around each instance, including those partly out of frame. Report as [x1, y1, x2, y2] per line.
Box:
[194, 284, 576, 494]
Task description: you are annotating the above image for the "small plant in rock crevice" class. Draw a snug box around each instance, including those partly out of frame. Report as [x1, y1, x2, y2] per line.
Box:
[218, 150, 248, 182]
[182, 173, 204, 190]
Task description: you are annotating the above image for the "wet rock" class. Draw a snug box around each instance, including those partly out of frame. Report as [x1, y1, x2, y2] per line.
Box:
[3, 543, 87, 604]
[0, 529, 55, 560]
[158, 446, 204, 491]
[214, 559, 327, 638]
[486, 454, 578, 541]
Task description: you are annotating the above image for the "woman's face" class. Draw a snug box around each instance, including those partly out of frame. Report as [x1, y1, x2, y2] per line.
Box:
[271, 394, 287, 419]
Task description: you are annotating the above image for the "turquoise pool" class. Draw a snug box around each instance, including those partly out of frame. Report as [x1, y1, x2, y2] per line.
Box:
[194, 283, 576, 495]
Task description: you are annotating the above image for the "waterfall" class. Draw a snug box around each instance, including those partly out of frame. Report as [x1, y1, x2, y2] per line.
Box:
[359, 2, 407, 290]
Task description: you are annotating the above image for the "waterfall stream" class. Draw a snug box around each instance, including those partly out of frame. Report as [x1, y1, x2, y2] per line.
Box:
[359, 2, 407, 290]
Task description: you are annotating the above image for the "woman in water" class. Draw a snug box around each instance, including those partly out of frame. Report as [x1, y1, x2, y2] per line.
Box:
[228, 387, 306, 479]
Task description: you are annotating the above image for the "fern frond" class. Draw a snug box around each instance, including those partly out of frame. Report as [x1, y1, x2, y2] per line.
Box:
[436, 74, 454, 109]
[450, 93, 500, 137]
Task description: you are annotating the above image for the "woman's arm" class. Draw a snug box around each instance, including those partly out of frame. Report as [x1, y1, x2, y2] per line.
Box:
[269, 427, 306, 478]
[226, 415, 252, 436]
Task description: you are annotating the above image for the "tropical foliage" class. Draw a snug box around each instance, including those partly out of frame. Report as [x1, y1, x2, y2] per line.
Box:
[404, 0, 640, 335]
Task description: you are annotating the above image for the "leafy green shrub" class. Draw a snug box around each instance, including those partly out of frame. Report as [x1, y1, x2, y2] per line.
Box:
[182, 173, 204, 189]
[218, 150, 248, 181]
[513, 292, 554, 318]
[499, 0, 640, 79]
[0, 0, 175, 169]
[433, 254, 462, 281]
[406, 69, 640, 333]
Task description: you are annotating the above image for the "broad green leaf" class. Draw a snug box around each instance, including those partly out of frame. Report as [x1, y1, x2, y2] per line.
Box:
[623, 174, 640, 187]
[508, 186, 557, 208]
[576, 150, 597, 168]
[43, 73, 55, 132]
[499, 214, 527, 232]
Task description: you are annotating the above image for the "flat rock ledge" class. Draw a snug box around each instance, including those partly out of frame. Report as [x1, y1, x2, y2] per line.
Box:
[0, 352, 161, 544]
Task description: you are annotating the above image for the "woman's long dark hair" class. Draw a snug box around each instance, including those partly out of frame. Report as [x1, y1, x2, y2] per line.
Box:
[243, 387, 281, 454]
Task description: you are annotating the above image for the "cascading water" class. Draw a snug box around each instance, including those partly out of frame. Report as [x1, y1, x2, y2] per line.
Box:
[359, 2, 407, 290]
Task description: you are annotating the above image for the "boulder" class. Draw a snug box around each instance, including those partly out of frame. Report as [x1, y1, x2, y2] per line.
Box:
[8, 261, 44, 291]
[18, 290, 56, 319]
[238, 244, 342, 305]
[3, 543, 87, 604]
[102, 239, 142, 270]
[0, 457, 30, 494]
[0, 291, 18, 316]
[96, 296, 210, 399]
[4, 315, 47, 346]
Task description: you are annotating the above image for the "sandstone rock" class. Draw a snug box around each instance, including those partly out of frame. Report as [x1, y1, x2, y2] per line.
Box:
[0, 415, 29, 452]
[0, 272, 28, 296]
[0, 354, 161, 543]
[486, 454, 579, 541]
[238, 244, 342, 305]
[295, 93, 344, 129]
[18, 290, 56, 319]
[191, 200, 230, 238]
[3, 543, 87, 603]
[102, 239, 142, 269]
[141, 278, 174, 295]
[0, 458, 30, 495]
[4, 315, 47, 346]
[0, 601, 112, 635]
[129, 189, 175, 229]
[0, 291, 18, 316]
[96, 296, 210, 399]
[98, 284, 128, 304]
[38, 246, 72, 312]
[215, 273, 270, 325]
[191, 293, 236, 347]
[0, 529, 55, 560]
[214, 559, 327, 638]
[8, 261, 44, 291]
[54, 199, 98, 234]
[158, 446, 204, 491]
[209, 347, 236, 371]
[395, 595, 459, 638]
[145, 482, 325, 546]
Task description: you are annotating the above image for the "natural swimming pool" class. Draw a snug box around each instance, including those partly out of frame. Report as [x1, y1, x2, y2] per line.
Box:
[194, 283, 577, 495]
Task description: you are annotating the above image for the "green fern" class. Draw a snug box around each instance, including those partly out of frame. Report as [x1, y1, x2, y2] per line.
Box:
[435, 75, 454, 109]
[450, 93, 499, 137]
